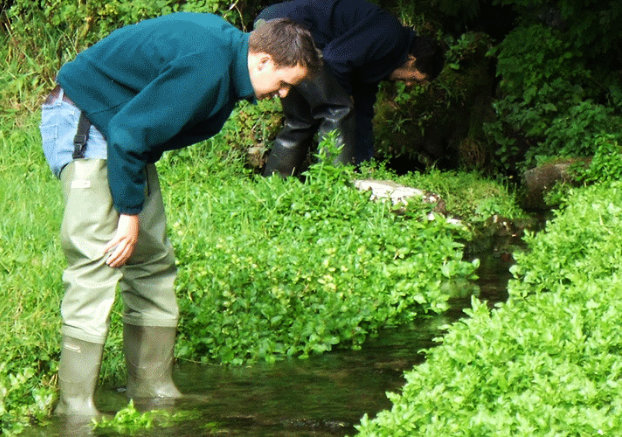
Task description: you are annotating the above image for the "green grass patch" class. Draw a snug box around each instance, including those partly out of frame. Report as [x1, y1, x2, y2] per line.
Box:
[358, 164, 526, 223]
[0, 113, 62, 434]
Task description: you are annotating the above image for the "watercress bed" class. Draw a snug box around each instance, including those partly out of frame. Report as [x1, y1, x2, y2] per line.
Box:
[355, 181, 622, 436]
[164, 137, 479, 364]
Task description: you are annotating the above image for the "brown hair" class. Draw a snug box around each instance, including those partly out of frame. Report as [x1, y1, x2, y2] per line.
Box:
[250, 18, 323, 76]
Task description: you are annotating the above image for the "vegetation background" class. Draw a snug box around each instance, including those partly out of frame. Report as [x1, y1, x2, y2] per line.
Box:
[1, 0, 621, 435]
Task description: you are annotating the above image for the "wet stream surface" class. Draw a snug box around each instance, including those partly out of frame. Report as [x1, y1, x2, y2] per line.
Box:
[24, 236, 519, 436]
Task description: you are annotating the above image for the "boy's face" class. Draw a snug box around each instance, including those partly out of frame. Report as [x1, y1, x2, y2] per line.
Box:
[388, 54, 428, 86]
[249, 54, 308, 99]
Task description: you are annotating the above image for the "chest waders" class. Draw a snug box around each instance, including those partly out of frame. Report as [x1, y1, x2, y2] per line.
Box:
[56, 109, 181, 421]
[55, 109, 106, 419]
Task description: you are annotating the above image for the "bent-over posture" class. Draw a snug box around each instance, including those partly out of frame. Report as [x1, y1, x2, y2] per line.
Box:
[257, 0, 445, 176]
[40, 12, 321, 417]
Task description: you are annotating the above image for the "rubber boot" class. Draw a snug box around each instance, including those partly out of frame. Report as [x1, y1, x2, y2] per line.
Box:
[263, 86, 316, 177]
[263, 65, 356, 177]
[123, 324, 182, 399]
[54, 336, 103, 417]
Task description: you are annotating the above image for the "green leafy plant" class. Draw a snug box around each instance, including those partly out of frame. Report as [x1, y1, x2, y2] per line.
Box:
[485, 24, 586, 170]
[574, 135, 622, 184]
[355, 181, 622, 436]
[543, 135, 622, 207]
[91, 400, 197, 434]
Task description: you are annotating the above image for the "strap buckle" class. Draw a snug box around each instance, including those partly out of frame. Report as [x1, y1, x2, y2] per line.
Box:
[72, 113, 91, 159]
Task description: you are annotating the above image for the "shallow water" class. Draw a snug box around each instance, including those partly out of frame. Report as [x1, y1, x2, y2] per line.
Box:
[22, 237, 517, 437]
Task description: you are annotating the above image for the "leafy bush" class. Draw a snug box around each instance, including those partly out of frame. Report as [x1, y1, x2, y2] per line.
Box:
[6, 0, 245, 43]
[486, 24, 584, 170]
[485, 0, 622, 171]
[166, 136, 479, 364]
[573, 135, 622, 185]
[544, 135, 622, 206]
[1, 0, 252, 112]
[497, 0, 622, 58]
[355, 181, 622, 435]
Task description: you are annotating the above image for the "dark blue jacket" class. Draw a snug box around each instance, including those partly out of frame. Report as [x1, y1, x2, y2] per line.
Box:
[258, 0, 415, 160]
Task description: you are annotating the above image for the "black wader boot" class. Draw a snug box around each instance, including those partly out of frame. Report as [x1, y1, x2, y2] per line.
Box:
[263, 65, 356, 177]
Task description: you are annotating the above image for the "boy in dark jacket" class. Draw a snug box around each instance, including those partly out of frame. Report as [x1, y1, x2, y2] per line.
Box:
[257, 0, 445, 176]
[40, 13, 321, 418]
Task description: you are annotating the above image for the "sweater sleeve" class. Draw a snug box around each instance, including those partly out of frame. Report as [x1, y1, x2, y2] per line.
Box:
[106, 55, 227, 214]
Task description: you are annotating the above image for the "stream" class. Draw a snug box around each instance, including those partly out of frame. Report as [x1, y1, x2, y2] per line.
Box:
[22, 235, 519, 436]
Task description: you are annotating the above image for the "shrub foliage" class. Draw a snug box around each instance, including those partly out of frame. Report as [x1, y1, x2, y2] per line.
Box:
[355, 181, 622, 436]
[165, 136, 478, 364]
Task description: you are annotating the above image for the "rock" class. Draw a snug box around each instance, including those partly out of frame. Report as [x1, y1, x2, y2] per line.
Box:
[353, 179, 444, 208]
[522, 158, 589, 210]
[353, 178, 454, 226]
[247, 144, 267, 169]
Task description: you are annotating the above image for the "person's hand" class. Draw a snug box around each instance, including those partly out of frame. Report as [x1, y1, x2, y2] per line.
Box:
[104, 214, 139, 268]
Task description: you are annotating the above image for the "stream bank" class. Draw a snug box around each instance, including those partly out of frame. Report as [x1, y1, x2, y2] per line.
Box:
[22, 232, 523, 437]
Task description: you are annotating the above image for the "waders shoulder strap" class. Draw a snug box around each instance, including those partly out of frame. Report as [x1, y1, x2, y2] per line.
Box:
[72, 112, 91, 159]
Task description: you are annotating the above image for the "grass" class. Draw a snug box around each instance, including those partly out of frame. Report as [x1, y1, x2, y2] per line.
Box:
[0, 112, 62, 434]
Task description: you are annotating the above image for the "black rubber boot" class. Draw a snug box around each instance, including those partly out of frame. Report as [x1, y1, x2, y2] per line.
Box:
[263, 65, 356, 177]
[263, 85, 316, 177]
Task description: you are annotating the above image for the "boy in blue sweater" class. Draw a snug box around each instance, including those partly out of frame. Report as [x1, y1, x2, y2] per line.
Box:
[257, 0, 445, 176]
[40, 13, 321, 418]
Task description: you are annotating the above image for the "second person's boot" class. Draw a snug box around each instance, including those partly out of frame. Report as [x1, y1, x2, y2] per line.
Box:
[123, 324, 182, 399]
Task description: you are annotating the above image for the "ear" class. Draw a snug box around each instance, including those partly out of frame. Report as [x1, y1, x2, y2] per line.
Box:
[256, 53, 274, 71]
